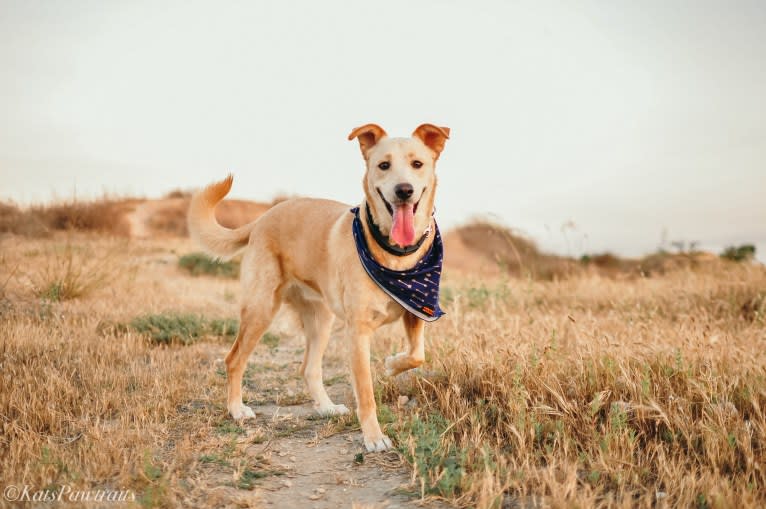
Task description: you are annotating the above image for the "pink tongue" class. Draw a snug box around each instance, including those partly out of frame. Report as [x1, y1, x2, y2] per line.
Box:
[391, 204, 415, 247]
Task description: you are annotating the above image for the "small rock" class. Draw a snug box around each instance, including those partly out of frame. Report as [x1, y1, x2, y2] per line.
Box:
[316, 488, 326, 494]
[656, 491, 667, 499]
[611, 400, 633, 415]
[308, 494, 321, 500]
[278, 451, 288, 457]
[715, 401, 738, 417]
[397, 395, 409, 407]
[289, 456, 296, 462]
[282, 480, 292, 488]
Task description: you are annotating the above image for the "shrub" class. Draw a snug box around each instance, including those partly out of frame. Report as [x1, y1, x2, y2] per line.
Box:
[129, 313, 239, 345]
[721, 244, 756, 262]
[178, 252, 239, 278]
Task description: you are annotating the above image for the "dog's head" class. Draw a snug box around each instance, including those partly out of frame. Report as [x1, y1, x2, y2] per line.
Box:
[348, 123, 450, 248]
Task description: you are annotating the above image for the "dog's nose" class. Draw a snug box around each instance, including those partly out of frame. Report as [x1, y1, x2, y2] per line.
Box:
[394, 183, 414, 201]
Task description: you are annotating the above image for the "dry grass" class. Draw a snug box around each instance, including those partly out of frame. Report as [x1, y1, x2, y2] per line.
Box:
[25, 240, 127, 301]
[379, 266, 766, 507]
[0, 195, 273, 239]
[0, 198, 138, 237]
[0, 231, 764, 508]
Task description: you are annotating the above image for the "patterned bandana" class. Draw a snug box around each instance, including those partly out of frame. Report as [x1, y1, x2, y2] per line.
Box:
[350, 207, 445, 322]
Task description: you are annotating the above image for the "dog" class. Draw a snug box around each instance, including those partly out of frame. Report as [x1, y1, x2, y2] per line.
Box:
[187, 123, 450, 451]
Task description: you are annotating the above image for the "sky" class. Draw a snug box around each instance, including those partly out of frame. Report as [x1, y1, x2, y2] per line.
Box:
[1, 0, 764, 261]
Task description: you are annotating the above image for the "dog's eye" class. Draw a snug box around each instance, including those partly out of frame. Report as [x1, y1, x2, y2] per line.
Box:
[411, 160, 423, 169]
[378, 161, 390, 170]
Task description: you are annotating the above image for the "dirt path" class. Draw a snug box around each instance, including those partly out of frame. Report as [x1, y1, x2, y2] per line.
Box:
[125, 198, 187, 238]
[186, 314, 438, 509]
[246, 400, 416, 508]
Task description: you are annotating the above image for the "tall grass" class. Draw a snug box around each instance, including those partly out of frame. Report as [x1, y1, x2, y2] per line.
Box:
[380, 267, 766, 507]
[27, 241, 125, 301]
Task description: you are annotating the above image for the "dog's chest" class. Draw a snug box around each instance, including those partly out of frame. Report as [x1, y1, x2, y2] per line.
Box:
[371, 294, 405, 326]
[357, 281, 405, 326]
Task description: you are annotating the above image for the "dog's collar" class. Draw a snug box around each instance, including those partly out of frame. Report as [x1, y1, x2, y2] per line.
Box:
[364, 203, 431, 257]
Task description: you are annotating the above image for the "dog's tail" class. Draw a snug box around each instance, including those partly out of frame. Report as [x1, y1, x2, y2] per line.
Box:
[187, 175, 253, 260]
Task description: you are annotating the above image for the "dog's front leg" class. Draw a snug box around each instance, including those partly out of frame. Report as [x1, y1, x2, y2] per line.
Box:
[385, 311, 425, 376]
[348, 325, 392, 452]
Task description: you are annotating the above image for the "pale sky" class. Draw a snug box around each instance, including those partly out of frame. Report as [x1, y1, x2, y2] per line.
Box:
[2, 1, 764, 260]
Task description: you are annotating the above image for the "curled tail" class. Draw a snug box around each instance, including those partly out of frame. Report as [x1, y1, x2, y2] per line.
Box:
[187, 175, 253, 260]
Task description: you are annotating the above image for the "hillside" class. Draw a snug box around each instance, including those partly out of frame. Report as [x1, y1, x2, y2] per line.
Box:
[0, 195, 734, 280]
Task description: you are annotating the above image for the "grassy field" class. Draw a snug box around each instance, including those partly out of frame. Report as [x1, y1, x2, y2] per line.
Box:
[1, 231, 764, 508]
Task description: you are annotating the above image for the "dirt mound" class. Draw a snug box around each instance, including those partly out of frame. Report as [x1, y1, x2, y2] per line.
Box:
[443, 220, 579, 280]
[0, 198, 140, 237]
[443, 220, 727, 280]
[129, 197, 272, 238]
[0, 195, 274, 239]
[578, 249, 727, 278]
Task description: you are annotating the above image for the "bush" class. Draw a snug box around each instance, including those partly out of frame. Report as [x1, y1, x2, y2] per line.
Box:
[721, 245, 756, 262]
[178, 252, 239, 278]
[130, 313, 239, 345]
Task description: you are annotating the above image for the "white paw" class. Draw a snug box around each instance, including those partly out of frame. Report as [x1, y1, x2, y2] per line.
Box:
[316, 403, 350, 417]
[229, 404, 256, 420]
[363, 434, 393, 452]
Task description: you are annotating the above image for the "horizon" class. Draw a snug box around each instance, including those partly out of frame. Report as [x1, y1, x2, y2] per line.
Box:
[2, 1, 764, 262]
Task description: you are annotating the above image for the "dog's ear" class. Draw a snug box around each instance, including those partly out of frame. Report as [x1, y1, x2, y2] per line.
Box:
[347, 124, 388, 157]
[412, 124, 450, 159]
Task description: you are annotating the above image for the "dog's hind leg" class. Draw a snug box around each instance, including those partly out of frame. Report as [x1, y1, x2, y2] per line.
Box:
[296, 300, 349, 416]
[225, 251, 283, 420]
[384, 311, 425, 377]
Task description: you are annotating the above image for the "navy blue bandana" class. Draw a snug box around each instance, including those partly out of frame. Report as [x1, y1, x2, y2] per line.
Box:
[351, 207, 445, 322]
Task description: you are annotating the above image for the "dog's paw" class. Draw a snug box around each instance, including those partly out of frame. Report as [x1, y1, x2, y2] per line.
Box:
[384, 353, 404, 377]
[316, 403, 350, 417]
[363, 433, 393, 452]
[229, 403, 256, 420]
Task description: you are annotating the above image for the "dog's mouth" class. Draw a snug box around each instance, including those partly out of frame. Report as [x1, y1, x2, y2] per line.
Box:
[375, 187, 423, 216]
[375, 187, 424, 247]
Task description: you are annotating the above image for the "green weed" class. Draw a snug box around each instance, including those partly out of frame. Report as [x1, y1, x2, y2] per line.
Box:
[178, 252, 239, 278]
